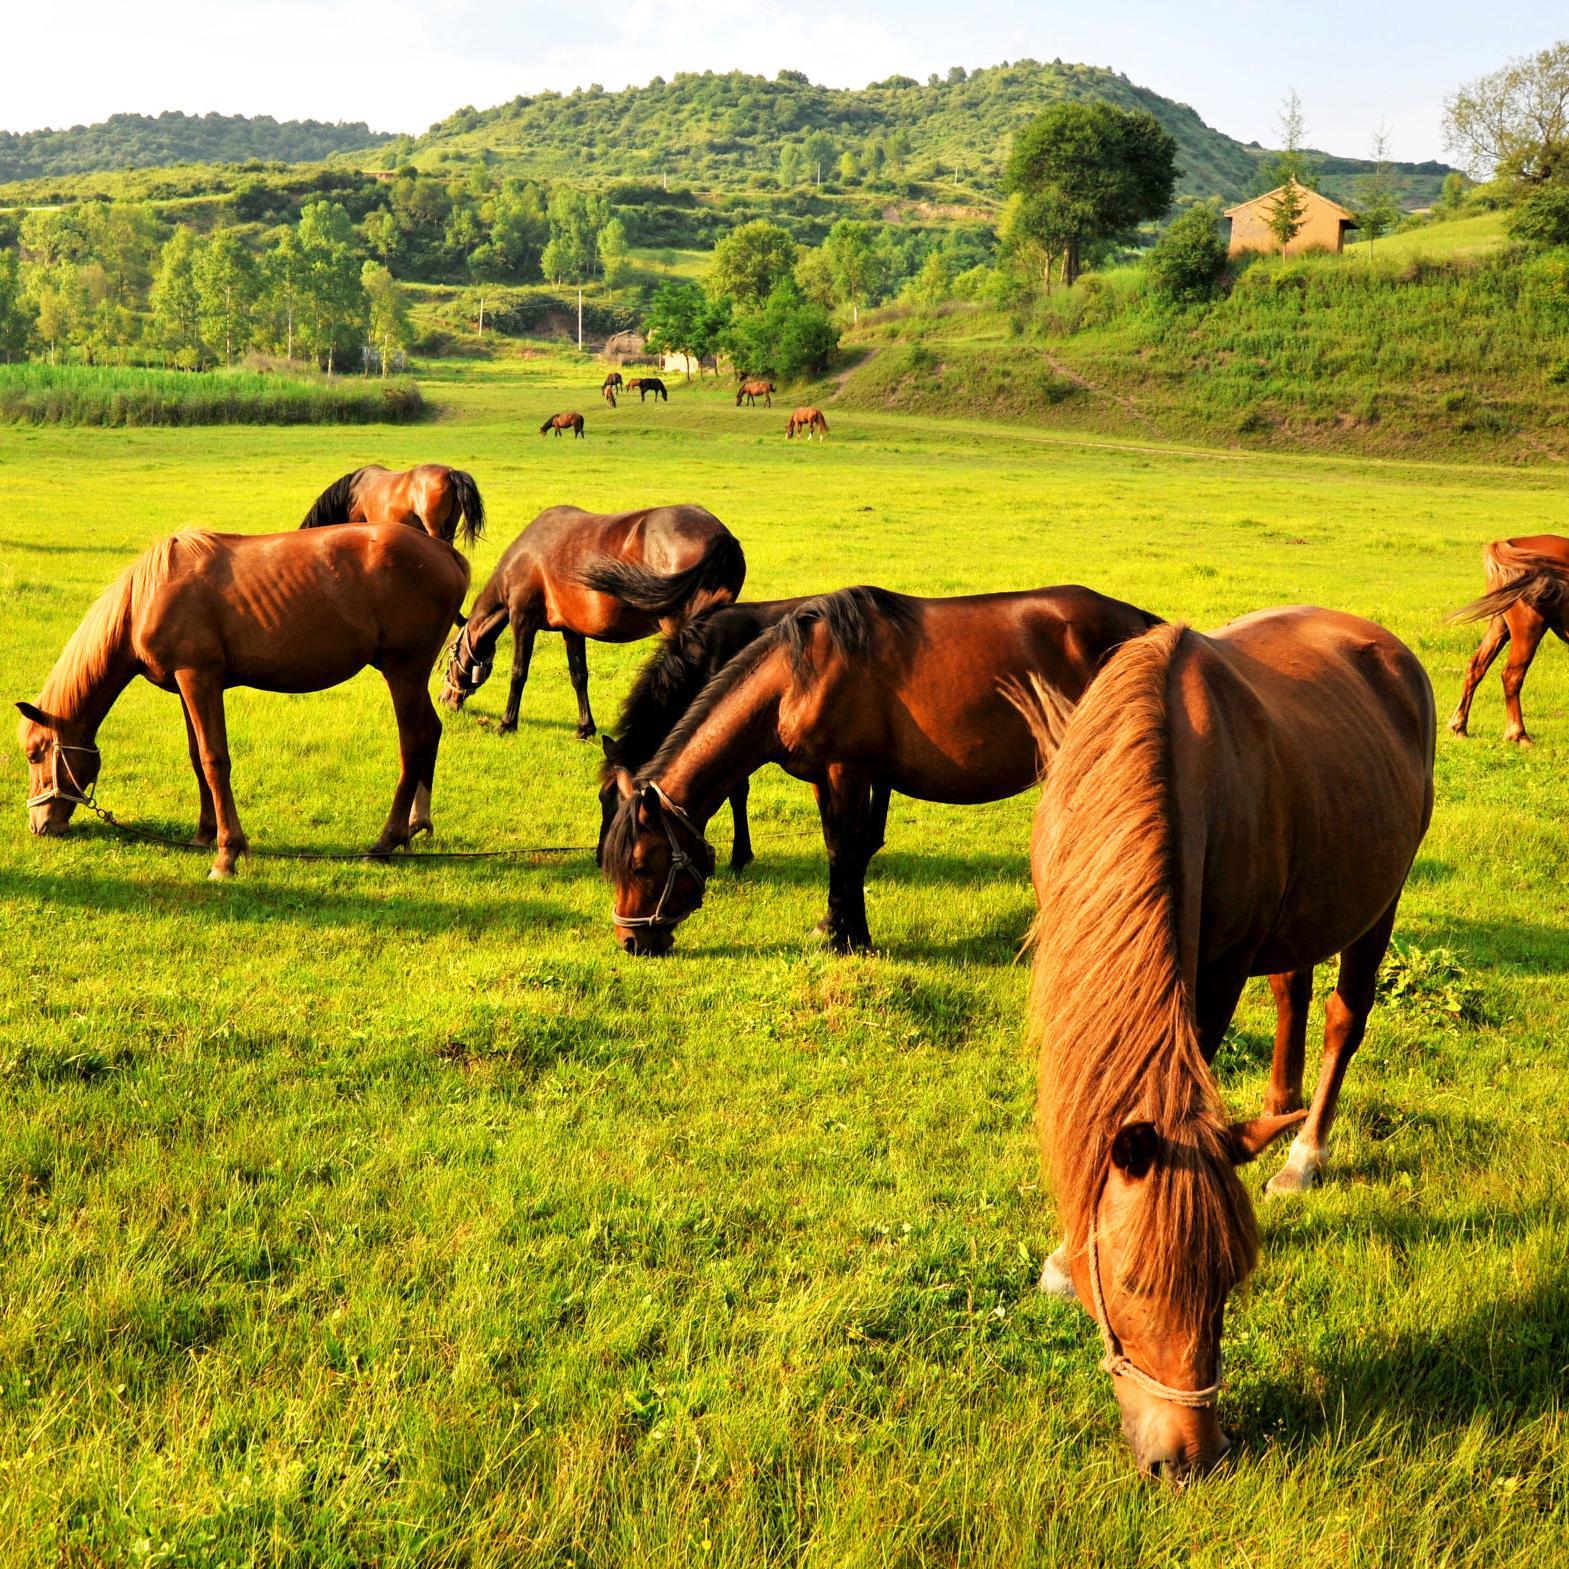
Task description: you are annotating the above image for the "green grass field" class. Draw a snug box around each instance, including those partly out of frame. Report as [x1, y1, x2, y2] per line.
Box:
[3, 355, 1568, 1566]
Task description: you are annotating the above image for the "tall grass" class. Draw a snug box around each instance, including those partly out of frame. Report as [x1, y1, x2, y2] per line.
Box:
[0, 364, 427, 426]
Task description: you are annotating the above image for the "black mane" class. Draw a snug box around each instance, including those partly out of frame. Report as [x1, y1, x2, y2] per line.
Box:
[299, 468, 361, 530]
[777, 585, 920, 680]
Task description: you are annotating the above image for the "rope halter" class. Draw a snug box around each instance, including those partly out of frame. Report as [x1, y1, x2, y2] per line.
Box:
[25, 738, 101, 812]
[613, 782, 711, 933]
[447, 623, 492, 692]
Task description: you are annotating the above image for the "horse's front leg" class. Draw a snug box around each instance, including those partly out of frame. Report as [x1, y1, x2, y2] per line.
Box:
[562, 630, 595, 739]
[371, 661, 442, 858]
[499, 619, 537, 734]
[812, 766, 876, 953]
[173, 669, 246, 878]
[179, 693, 216, 847]
[728, 778, 754, 873]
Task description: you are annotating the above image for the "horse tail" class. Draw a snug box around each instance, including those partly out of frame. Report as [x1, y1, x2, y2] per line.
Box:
[446, 469, 485, 547]
[1451, 564, 1569, 628]
[815, 411, 829, 431]
[576, 530, 747, 624]
[299, 469, 360, 530]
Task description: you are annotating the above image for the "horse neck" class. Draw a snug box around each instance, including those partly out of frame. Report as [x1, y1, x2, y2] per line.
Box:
[39, 574, 140, 739]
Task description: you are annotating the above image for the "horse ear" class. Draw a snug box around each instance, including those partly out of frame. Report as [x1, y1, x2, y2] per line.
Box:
[15, 701, 48, 727]
[1226, 1110, 1308, 1165]
[614, 766, 635, 800]
[1109, 1121, 1161, 1180]
[601, 733, 619, 762]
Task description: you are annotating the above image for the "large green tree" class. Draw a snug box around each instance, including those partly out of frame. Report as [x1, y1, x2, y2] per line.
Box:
[708, 219, 798, 308]
[0, 250, 29, 361]
[195, 230, 258, 366]
[1444, 41, 1569, 186]
[361, 261, 412, 375]
[1004, 101, 1177, 285]
[296, 201, 365, 374]
[149, 226, 204, 366]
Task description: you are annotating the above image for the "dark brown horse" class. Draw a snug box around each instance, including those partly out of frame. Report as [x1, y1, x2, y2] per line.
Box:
[541, 412, 585, 438]
[299, 463, 485, 547]
[786, 407, 828, 440]
[440, 505, 746, 737]
[600, 584, 1161, 954]
[1448, 535, 1569, 743]
[18, 526, 469, 879]
[736, 379, 775, 407]
[625, 377, 668, 403]
[1023, 609, 1434, 1479]
[602, 371, 624, 393]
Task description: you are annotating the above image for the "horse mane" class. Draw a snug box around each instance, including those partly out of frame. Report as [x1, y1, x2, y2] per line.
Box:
[777, 585, 918, 681]
[1026, 621, 1258, 1317]
[299, 468, 361, 529]
[40, 531, 222, 718]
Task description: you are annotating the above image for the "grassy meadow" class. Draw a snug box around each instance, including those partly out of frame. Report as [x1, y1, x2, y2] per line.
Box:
[2, 352, 1568, 1565]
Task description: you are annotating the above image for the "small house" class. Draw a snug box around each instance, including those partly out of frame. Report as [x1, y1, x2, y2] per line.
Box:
[1224, 183, 1356, 259]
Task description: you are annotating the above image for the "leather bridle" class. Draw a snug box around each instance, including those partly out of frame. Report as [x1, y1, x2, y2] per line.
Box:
[614, 783, 711, 933]
[26, 739, 100, 812]
[448, 623, 492, 692]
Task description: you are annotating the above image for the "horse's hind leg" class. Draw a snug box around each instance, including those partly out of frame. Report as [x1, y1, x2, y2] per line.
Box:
[1500, 606, 1547, 744]
[174, 669, 247, 879]
[499, 618, 537, 734]
[812, 765, 877, 953]
[563, 631, 595, 739]
[1265, 968, 1314, 1115]
[1449, 615, 1509, 735]
[179, 694, 217, 847]
[371, 663, 441, 857]
[1266, 899, 1399, 1196]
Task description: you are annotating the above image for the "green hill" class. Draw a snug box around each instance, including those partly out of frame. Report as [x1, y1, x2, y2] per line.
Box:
[405, 62, 1455, 209]
[0, 111, 392, 184]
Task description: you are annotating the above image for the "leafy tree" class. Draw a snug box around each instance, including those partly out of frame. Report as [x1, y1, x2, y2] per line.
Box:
[1438, 171, 1469, 216]
[1264, 179, 1308, 256]
[724, 280, 837, 380]
[486, 178, 547, 277]
[838, 151, 860, 184]
[900, 249, 952, 306]
[363, 208, 400, 265]
[0, 250, 30, 361]
[1146, 202, 1226, 302]
[149, 226, 203, 366]
[819, 219, 881, 321]
[1444, 41, 1569, 185]
[1508, 183, 1569, 246]
[1260, 89, 1319, 191]
[296, 201, 364, 373]
[32, 279, 74, 367]
[361, 261, 411, 374]
[1354, 128, 1403, 252]
[708, 219, 798, 308]
[195, 230, 257, 365]
[263, 228, 308, 361]
[597, 217, 630, 297]
[778, 143, 805, 186]
[1004, 101, 1177, 285]
[802, 131, 835, 185]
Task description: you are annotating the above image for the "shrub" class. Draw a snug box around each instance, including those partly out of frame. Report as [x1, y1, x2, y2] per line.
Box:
[1508, 184, 1569, 249]
[1375, 942, 1491, 1028]
[1146, 202, 1227, 304]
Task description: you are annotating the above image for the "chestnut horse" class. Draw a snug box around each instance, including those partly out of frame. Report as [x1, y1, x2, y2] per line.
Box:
[541, 412, 585, 438]
[601, 383, 618, 408]
[18, 526, 469, 879]
[600, 584, 1161, 954]
[1023, 609, 1433, 1479]
[736, 379, 775, 407]
[625, 378, 668, 403]
[299, 463, 484, 547]
[440, 505, 746, 737]
[786, 407, 828, 441]
[1448, 534, 1569, 743]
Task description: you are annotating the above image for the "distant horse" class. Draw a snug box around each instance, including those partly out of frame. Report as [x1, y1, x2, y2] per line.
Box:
[18, 526, 469, 880]
[736, 379, 775, 408]
[625, 377, 668, 403]
[440, 505, 746, 737]
[1022, 609, 1433, 1479]
[1448, 535, 1569, 743]
[602, 383, 618, 408]
[596, 596, 886, 872]
[603, 372, 624, 393]
[299, 463, 485, 548]
[600, 584, 1161, 954]
[541, 412, 585, 438]
[786, 407, 828, 441]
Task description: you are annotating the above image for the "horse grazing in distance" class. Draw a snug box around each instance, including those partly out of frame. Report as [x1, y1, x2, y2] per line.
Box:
[1022, 608, 1433, 1480]
[1448, 535, 1569, 743]
[602, 383, 618, 408]
[786, 407, 828, 441]
[440, 505, 746, 737]
[299, 463, 485, 548]
[602, 371, 624, 394]
[541, 412, 586, 438]
[18, 526, 469, 880]
[596, 596, 886, 872]
[736, 379, 775, 407]
[600, 584, 1161, 955]
[625, 377, 668, 403]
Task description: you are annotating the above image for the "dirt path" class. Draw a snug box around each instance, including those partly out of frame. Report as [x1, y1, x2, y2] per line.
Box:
[1040, 350, 1166, 437]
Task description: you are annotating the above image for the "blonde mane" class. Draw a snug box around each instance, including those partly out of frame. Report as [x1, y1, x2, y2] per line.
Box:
[1027, 622, 1257, 1314]
[39, 531, 220, 720]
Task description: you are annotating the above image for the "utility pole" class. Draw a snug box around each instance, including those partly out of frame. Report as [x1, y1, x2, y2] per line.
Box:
[577, 287, 583, 351]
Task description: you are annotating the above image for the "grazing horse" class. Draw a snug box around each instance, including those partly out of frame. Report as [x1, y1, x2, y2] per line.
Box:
[625, 377, 668, 403]
[1448, 535, 1569, 743]
[600, 584, 1161, 954]
[299, 463, 485, 548]
[541, 412, 585, 439]
[596, 597, 897, 872]
[602, 383, 618, 408]
[440, 505, 746, 737]
[786, 407, 828, 441]
[17, 526, 469, 880]
[602, 371, 624, 393]
[736, 379, 775, 408]
[1023, 609, 1434, 1480]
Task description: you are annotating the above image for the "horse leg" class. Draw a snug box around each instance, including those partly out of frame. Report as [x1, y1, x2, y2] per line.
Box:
[498, 618, 537, 734]
[812, 766, 876, 953]
[1448, 615, 1509, 736]
[173, 669, 246, 879]
[1264, 969, 1314, 1115]
[179, 693, 217, 847]
[728, 778, 754, 873]
[1500, 606, 1547, 744]
[1266, 899, 1399, 1196]
[869, 782, 891, 856]
[563, 630, 596, 739]
[370, 662, 441, 858]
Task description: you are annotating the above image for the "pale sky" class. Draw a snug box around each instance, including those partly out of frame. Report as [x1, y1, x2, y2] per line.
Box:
[3, 2, 1563, 165]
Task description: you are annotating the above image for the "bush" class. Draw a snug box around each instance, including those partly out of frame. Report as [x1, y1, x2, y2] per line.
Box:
[724, 282, 839, 380]
[1146, 203, 1227, 304]
[1508, 184, 1569, 249]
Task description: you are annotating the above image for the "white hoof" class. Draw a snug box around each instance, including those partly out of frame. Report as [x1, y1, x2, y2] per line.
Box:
[1265, 1137, 1325, 1197]
[1038, 1244, 1078, 1302]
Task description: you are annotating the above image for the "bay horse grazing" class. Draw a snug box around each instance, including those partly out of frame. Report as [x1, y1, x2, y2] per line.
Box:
[736, 379, 775, 408]
[1448, 534, 1569, 743]
[1023, 608, 1434, 1479]
[18, 526, 469, 880]
[440, 505, 746, 737]
[602, 371, 624, 393]
[786, 407, 828, 441]
[625, 377, 668, 403]
[299, 463, 484, 548]
[600, 584, 1161, 955]
[541, 412, 585, 438]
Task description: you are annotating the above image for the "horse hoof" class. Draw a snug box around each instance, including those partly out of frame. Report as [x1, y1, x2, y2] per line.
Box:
[1507, 732, 1534, 747]
[1039, 1246, 1078, 1301]
[730, 853, 754, 875]
[208, 862, 234, 881]
[1446, 716, 1468, 737]
[497, 722, 517, 736]
[576, 725, 597, 741]
[1264, 1160, 1321, 1197]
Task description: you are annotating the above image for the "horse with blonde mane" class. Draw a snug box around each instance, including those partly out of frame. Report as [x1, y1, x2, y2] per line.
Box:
[1023, 607, 1433, 1480]
[299, 463, 485, 548]
[786, 407, 828, 441]
[18, 526, 468, 879]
